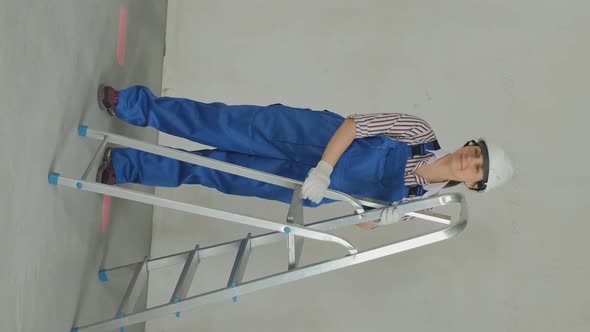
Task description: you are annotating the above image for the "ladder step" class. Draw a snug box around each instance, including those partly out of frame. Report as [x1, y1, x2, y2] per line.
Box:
[170, 245, 200, 317]
[287, 186, 305, 270]
[116, 257, 148, 318]
[227, 233, 252, 302]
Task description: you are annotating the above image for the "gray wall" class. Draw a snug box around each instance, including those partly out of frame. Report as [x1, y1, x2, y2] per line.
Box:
[146, 1, 589, 331]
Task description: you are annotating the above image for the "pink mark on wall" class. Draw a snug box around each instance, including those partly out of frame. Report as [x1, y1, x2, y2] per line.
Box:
[101, 195, 113, 234]
[117, 6, 128, 65]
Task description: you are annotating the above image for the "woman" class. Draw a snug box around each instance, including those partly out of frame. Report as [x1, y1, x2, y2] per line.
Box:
[96, 85, 514, 229]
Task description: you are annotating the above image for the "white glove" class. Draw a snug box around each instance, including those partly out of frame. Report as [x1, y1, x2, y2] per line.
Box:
[379, 205, 401, 225]
[301, 160, 333, 203]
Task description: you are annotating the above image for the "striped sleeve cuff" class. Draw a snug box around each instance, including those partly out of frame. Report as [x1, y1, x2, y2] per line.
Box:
[347, 113, 397, 139]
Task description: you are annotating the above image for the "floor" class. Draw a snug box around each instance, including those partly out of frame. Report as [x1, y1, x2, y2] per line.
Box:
[0, 1, 167, 331]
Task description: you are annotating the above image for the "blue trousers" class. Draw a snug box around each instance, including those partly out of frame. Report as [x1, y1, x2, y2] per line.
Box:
[112, 86, 411, 206]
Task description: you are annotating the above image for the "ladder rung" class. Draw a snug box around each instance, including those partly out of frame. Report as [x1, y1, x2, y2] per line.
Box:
[287, 186, 305, 270]
[171, 245, 200, 305]
[354, 196, 451, 225]
[227, 234, 252, 301]
[405, 211, 451, 225]
[117, 257, 148, 317]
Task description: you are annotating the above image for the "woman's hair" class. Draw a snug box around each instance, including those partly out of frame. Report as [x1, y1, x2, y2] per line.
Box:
[444, 179, 481, 192]
[444, 180, 462, 189]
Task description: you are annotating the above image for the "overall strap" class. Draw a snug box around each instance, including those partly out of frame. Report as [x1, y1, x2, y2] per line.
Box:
[406, 139, 441, 198]
[409, 139, 440, 157]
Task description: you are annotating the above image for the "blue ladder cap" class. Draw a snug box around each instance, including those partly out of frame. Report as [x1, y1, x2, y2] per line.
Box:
[174, 297, 181, 317]
[118, 313, 125, 332]
[48, 173, 60, 185]
[71, 328, 79, 332]
[98, 270, 109, 282]
[76, 182, 83, 189]
[231, 282, 238, 302]
[78, 125, 88, 137]
[283, 227, 291, 234]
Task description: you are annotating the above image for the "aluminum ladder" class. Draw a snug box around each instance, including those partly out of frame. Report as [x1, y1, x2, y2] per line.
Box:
[49, 126, 468, 332]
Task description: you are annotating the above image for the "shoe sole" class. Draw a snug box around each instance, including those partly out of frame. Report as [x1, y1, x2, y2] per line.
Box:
[97, 84, 115, 116]
[96, 148, 112, 183]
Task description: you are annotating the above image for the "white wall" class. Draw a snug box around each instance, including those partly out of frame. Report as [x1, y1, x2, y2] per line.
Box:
[147, 1, 589, 331]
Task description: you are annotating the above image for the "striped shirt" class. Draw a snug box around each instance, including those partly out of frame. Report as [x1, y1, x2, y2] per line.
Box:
[347, 113, 442, 198]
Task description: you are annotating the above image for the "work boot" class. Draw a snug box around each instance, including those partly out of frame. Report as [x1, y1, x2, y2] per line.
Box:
[96, 148, 116, 185]
[97, 84, 119, 116]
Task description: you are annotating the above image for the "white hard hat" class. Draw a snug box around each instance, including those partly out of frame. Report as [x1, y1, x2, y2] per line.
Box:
[477, 139, 514, 192]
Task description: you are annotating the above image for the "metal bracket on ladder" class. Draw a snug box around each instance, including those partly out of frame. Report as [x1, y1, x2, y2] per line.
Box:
[51, 127, 469, 332]
[287, 186, 304, 270]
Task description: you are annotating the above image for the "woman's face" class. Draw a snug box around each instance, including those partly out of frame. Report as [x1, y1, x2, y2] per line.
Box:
[449, 145, 485, 189]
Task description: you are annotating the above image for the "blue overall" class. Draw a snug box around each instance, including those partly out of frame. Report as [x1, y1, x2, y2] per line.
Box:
[111, 86, 432, 207]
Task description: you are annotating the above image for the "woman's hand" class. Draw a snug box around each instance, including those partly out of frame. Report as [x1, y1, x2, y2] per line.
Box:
[380, 205, 401, 225]
[301, 160, 333, 203]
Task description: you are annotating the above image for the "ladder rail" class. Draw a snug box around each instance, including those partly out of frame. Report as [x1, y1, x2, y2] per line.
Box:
[54, 175, 358, 254]
[100, 193, 460, 274]
[72, 193, 467, 332]
[82, 127, 366, 214]
[81, 127, 447, 224]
